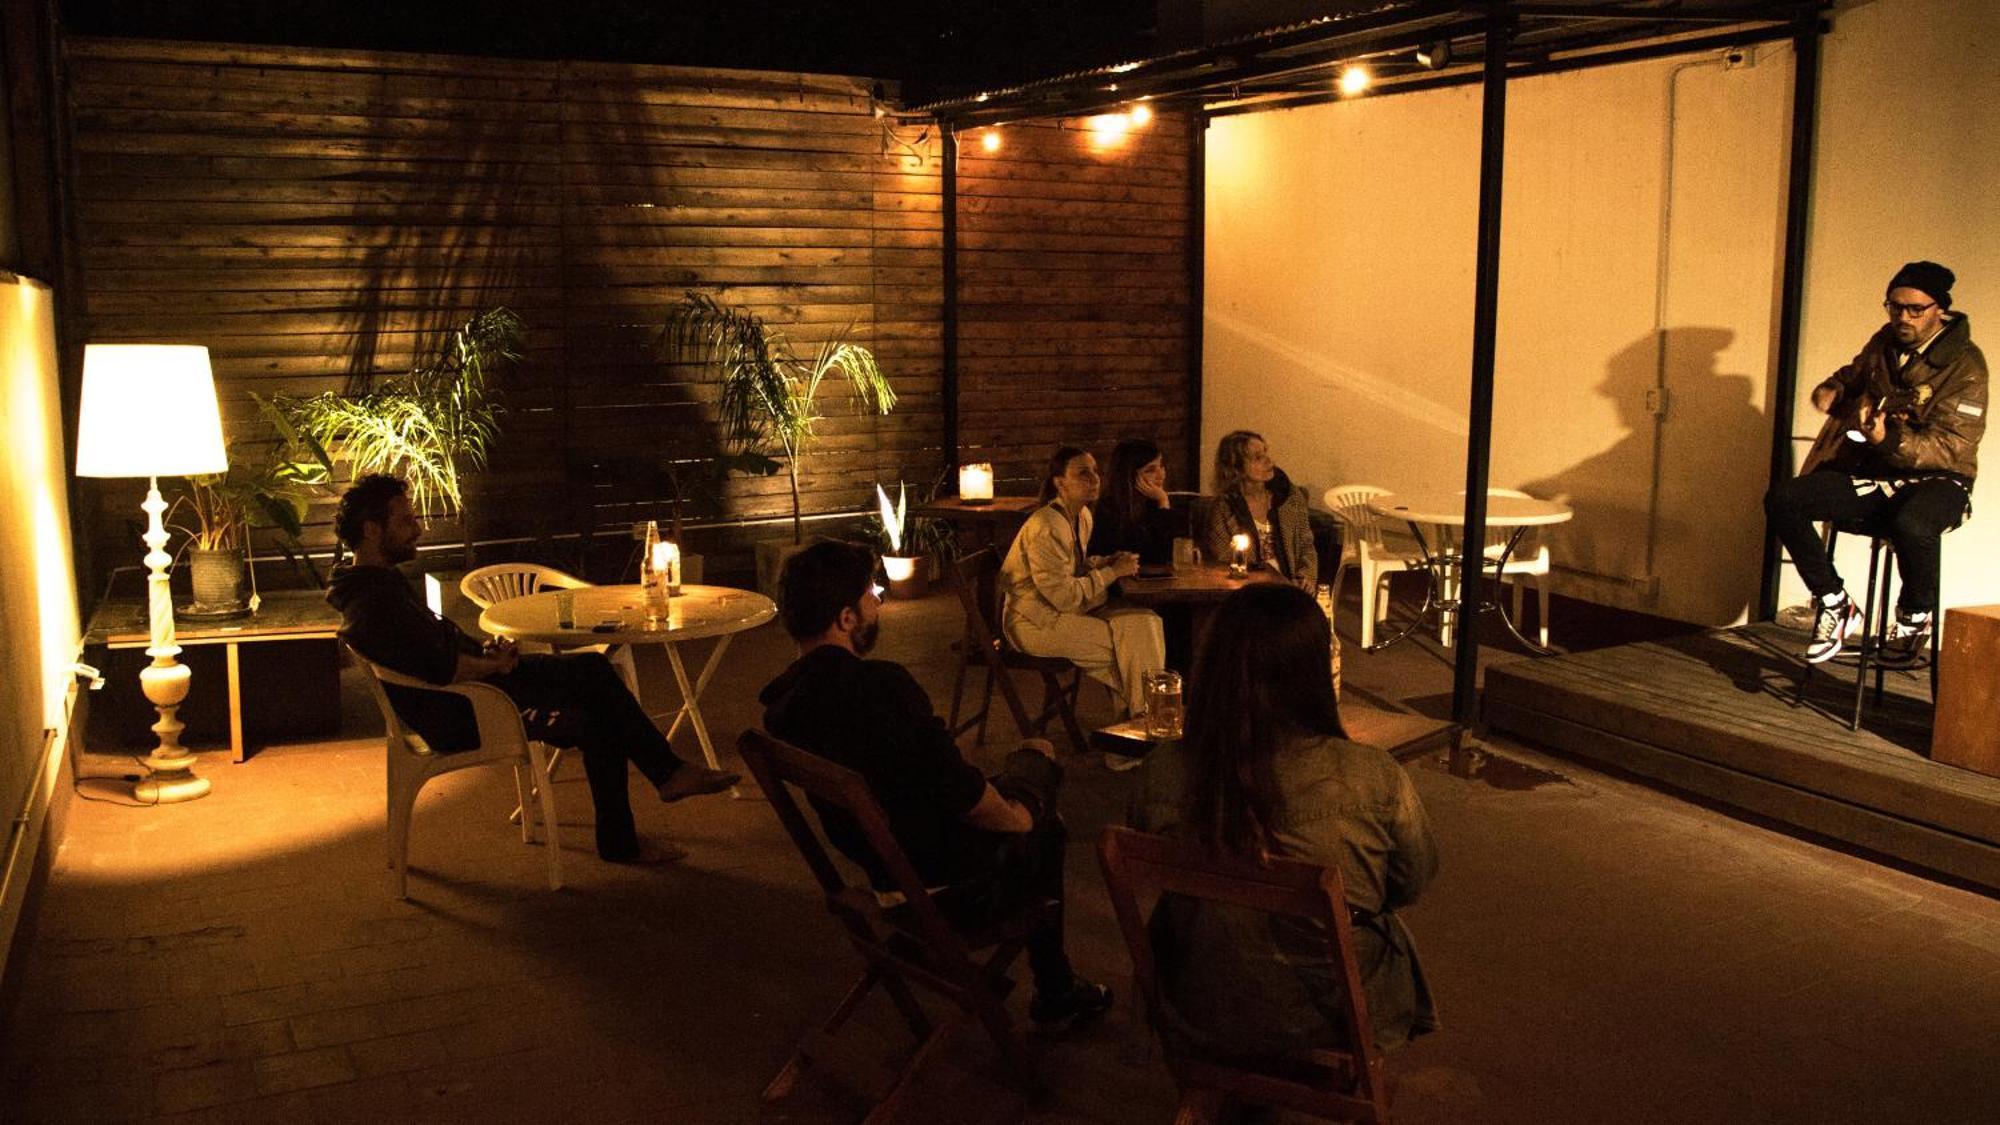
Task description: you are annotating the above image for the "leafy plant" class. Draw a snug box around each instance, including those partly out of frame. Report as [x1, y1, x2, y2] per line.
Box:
[660, 292, 894, 544]
[861, 474, 956, 564]
[168, 397, 333, 553]
[278, 308, 524, 520]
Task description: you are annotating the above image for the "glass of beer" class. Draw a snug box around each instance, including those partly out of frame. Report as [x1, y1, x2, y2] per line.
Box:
[1144, 670, 1184, 739]
[1171, 538, 1200, 575]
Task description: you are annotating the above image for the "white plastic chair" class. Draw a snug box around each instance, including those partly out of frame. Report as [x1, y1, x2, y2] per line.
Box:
[1322, 485, 1426, 650]
[355, 652, 563, 897]
[1460, 488, 1552, 648]
[460, 563, 640, 698]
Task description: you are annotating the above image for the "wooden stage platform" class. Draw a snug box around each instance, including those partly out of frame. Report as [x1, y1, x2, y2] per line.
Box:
[1483, 623, 2000, 890]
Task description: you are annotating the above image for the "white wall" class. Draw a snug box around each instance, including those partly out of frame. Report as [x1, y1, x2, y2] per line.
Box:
[1205, 49, 1790, 624]
[1205, 0, 2000, 625]
[1782, 0, 2000, 616]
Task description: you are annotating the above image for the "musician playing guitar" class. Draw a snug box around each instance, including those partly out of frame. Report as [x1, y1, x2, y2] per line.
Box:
[1764, 261, 1987, 666]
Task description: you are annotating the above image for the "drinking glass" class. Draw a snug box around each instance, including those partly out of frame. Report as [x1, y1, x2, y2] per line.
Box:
[1171, 538, 1201, 575]
[1143, 670, 1184, 739]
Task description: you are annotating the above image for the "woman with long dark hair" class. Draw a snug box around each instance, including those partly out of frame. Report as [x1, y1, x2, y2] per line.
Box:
[999, 445, 1166, 720]
[1130, 582, 1438, 1056]
[1091, 438, 1178, 564]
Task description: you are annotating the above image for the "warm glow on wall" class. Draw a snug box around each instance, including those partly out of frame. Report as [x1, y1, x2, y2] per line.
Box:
[981, 129, 1002, 153]
[1338, 66, 1372, 96]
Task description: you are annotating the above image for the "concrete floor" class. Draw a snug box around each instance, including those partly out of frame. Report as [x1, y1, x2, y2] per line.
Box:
[4, 589, 1998, 1123]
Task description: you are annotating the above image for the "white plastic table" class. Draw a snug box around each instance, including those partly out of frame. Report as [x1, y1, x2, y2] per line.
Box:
[1364, 491, 1573, 654]
[478, 584, 776, 784]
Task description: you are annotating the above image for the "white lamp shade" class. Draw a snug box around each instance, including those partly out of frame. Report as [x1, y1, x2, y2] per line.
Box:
[75, 344, 229, 478]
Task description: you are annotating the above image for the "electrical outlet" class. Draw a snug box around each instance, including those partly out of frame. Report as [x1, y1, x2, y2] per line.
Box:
[1645, 387, 1670, 417]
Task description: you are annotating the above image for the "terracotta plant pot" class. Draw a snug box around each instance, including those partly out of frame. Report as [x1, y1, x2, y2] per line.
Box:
[882, 554, 930, 599]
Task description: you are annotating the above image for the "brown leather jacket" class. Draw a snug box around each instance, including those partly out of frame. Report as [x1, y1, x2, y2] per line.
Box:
[1816, 312, 1987, 481]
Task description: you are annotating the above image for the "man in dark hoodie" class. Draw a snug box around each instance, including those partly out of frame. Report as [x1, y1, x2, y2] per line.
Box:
[758, 540, 1112, 1033]
[327, 473, 739, 864]
[1765, 261, 1986, 667]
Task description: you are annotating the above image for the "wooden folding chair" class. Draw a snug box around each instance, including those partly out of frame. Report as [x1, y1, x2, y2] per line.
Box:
[738, 729, 1053, 1119]
[946, 548, 1090, 754]
[1097, 826, 1391, 1124]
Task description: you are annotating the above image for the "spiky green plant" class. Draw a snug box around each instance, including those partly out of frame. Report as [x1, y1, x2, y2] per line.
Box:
[661, 292, 894, 544]
[279, 308, 523, 520]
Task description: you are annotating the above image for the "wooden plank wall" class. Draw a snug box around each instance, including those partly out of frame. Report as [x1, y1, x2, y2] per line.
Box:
[63, 37, 1192, 583]
[955, 114, 1194, 493]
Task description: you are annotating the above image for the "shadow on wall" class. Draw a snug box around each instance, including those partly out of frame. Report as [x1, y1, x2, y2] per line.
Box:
[1524, 326, 1768, 625]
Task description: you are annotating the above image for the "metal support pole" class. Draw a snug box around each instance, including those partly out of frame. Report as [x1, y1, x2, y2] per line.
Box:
[1759, 15, 1823, 619]
[1452, 12, 1513, 728]
[942, 124, 961, 479]
[1187, 114, 1206, 482]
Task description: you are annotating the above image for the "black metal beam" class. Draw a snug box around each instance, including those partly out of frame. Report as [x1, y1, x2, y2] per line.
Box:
[941, 125, 961, 480]
[1760, 12, 1824, 618]
[1204, 20, 1797, 118]
[1186, 113, 1206, 483]
[1453, 10, 1512, 728]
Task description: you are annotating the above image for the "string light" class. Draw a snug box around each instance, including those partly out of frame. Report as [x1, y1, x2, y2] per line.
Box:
[981, 129, 1002, 153]
[1129, 102, 1153, 127]
[1087, 113, 1131, 143]
[1338, 66, 1371, 96]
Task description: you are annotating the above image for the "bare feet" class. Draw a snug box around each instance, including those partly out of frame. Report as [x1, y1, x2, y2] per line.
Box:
[656, 764, 740, 803]
[605, 839, 689, 865]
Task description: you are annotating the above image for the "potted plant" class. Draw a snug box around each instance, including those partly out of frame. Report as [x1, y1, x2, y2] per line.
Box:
[276, 308, 523, 567]
[659, 292, 895, 593]
[865, 479, 956, 599]
[168, 398, 334, 615]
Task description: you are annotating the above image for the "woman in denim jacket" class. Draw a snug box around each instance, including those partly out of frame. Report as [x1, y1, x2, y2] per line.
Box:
[1130, 583, 1439, 1055]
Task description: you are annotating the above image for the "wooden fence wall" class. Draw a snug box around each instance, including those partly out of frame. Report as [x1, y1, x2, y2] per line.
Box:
[956, 117, 1194, 493]
[63, 37, 1192, 584]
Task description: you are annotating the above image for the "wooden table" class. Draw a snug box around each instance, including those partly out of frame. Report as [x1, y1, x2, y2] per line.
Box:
[478, 584, 776, 785]
[84, 590, 343, 762]
[1118, 563, 1289, 649]
[914, 495, 1041, 554]
[1365, 490, 1573, 654]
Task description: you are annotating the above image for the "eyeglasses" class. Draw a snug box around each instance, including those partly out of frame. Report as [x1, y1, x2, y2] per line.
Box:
[1884, 300, 1937, 319]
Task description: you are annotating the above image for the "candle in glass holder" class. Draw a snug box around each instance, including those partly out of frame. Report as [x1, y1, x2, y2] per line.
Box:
[1229, 533, 1251, 578]
[959, 462, 994, 505]
[651, 540, 682, 597]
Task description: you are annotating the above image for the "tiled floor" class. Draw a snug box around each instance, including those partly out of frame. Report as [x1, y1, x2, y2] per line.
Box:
[4, 591, 1997, 1123]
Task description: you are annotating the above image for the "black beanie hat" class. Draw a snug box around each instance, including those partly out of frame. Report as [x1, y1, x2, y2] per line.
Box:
[1888, 261, 1954, 309]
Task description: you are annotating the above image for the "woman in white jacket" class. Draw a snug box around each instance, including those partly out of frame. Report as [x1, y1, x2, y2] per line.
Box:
[1000, 446, 1167, 719]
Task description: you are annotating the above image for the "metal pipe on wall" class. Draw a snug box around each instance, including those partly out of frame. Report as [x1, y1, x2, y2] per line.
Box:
[942, 124, 960, 476]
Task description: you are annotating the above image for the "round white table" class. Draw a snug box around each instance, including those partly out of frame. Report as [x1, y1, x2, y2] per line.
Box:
[1365, 491, 1574, 654]
[479, 584, 776, 784]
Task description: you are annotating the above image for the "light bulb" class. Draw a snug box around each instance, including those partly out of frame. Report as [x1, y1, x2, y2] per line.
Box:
[1129, 102, 1153, 127]
[981, 129, 1002, 153]
[1338, 66, 1371, 96]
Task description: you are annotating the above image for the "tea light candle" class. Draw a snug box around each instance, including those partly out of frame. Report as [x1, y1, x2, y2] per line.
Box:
[1229, 533, 1250, 578]
[959, 462, 994, 504]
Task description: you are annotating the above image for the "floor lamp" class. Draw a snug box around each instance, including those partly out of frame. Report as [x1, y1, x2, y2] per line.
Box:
[74, 344, 228, 803]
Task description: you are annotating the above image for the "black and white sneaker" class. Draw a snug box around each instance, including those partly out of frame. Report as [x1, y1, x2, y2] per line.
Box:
[1806, 590, 1862, 664]
[1877, 609, 1933, 669]
[1029, 977, 1113, 1035]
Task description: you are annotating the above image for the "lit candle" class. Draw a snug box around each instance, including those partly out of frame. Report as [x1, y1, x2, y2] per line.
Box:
[652, 540, 682, 596]
[882, 555, 918, 582]
[959, 462, 994, 504]
[1230, 533, 1251, 578]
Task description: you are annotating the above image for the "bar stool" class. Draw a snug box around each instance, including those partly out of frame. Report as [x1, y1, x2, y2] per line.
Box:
[1794, 519, 1942, 730]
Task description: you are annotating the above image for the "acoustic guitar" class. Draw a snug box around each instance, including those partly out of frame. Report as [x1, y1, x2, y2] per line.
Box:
[1799, 383, 1932, 476]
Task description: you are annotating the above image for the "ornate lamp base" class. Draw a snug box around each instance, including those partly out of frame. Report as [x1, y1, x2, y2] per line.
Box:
[134, 477, 211, 804]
